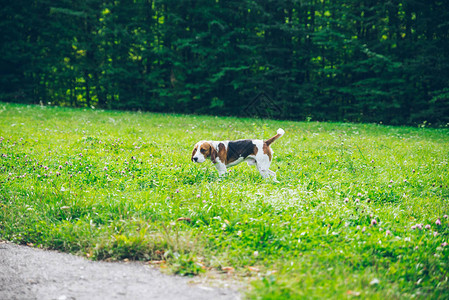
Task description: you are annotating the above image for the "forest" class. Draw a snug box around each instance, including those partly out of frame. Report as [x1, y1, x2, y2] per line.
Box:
[1, 0, 449, 125]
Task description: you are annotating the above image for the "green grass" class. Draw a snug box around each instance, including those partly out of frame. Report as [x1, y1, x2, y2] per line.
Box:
[1, 103, 449, 298]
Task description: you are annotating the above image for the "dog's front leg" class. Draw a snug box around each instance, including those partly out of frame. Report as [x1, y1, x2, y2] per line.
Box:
[214, 162, 227, 177]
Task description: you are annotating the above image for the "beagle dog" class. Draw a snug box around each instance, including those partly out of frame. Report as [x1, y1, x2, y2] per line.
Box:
[191, 128, 285, 180]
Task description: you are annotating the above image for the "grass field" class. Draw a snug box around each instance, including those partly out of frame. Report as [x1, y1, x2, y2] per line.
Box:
[1, 103, 449, 298]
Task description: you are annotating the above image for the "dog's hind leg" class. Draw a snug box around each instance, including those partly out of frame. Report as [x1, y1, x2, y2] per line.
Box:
[267, 169, 279, 183]
[246, 158, 257, 166]
[256, 165, 270, 179]
[256, 156, 272, 179]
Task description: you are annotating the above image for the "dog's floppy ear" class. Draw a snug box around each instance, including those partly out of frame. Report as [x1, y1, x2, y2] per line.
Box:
[210, 144, 217, 163]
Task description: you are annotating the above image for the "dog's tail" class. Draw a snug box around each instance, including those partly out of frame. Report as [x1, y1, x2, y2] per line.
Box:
[265, 128, 285, 146]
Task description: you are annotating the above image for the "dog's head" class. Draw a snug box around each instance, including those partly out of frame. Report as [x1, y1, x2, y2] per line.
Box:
[191, 141, 217, 163]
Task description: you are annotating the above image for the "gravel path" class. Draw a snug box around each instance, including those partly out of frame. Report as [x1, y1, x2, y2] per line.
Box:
[0, 242, 240, 300]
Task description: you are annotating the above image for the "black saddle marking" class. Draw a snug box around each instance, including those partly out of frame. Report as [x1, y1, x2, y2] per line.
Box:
[227, 140, 256, 163]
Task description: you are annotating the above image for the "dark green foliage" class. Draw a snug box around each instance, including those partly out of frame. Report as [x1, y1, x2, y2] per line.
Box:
[1, 0, 449, 125]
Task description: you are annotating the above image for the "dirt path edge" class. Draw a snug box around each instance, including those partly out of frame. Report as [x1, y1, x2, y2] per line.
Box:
[0, 241, 241, 300]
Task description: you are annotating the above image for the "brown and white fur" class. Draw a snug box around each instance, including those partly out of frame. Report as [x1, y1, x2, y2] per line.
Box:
[191, 128, 285, 181]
